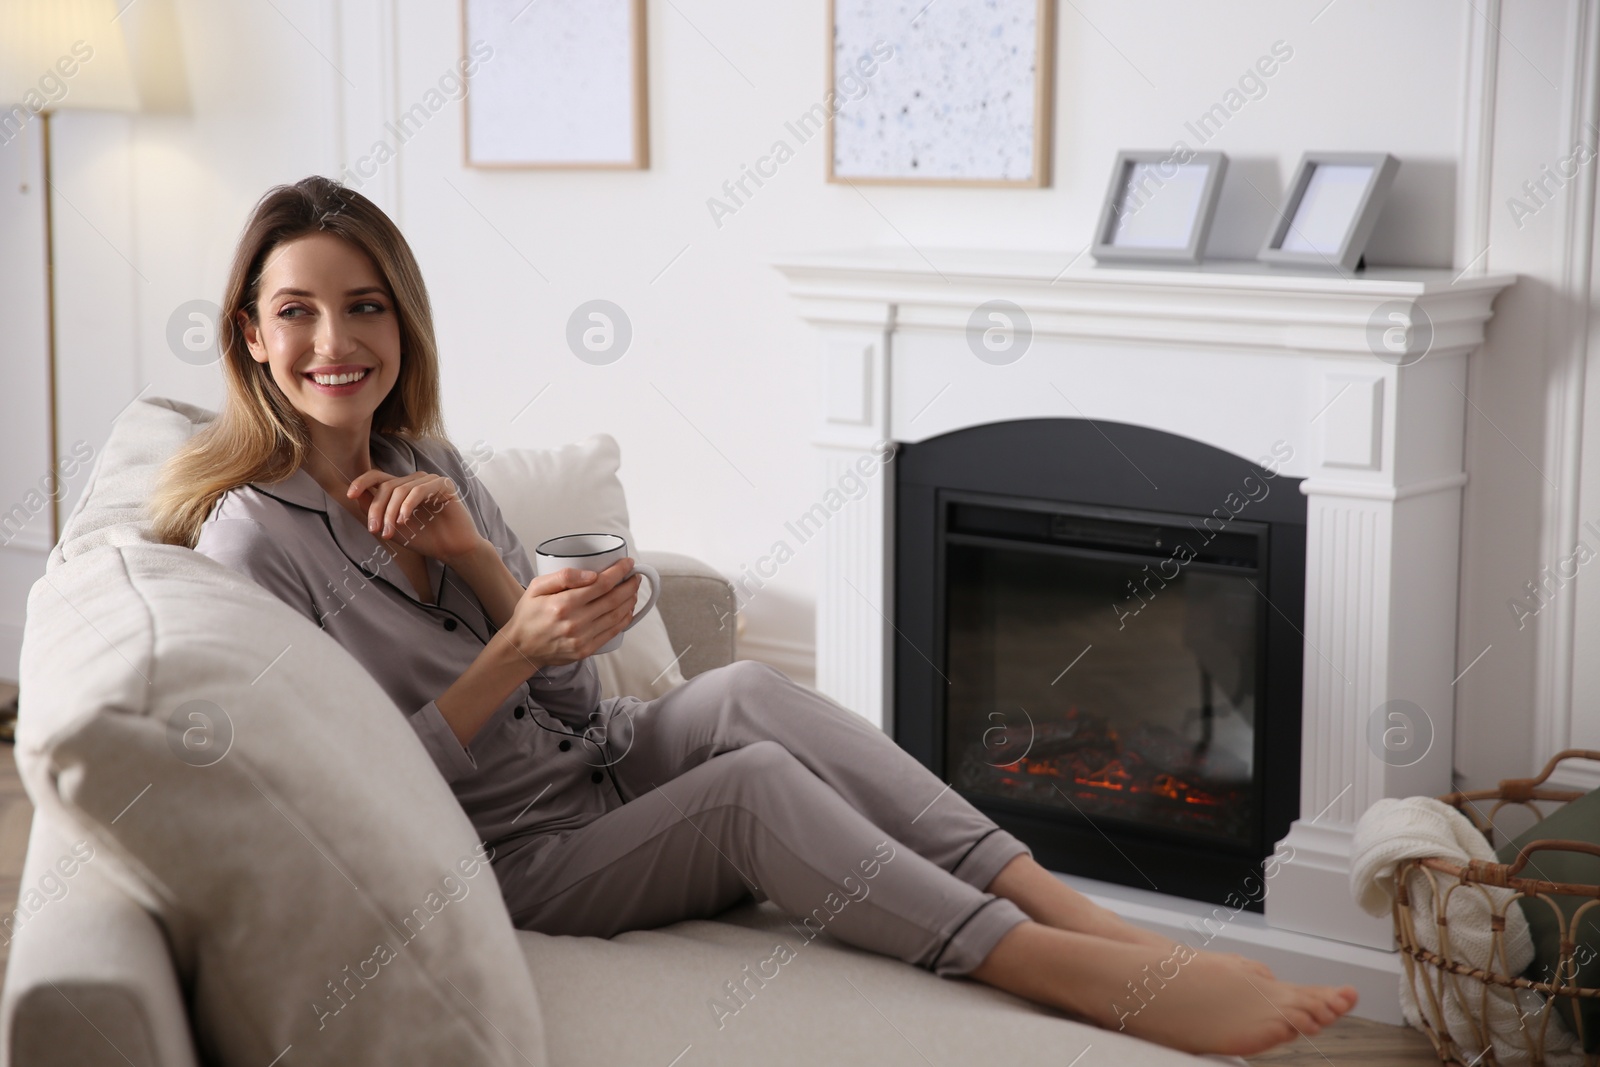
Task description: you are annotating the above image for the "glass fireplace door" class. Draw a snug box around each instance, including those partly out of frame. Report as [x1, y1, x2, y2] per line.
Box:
[942, 497, 1267, 850]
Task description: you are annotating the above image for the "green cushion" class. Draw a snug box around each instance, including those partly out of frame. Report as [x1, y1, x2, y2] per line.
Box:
[1495, 787, 1600, 1051]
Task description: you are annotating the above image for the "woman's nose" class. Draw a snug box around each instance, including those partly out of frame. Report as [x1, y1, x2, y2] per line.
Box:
[315, 312, 357, 357]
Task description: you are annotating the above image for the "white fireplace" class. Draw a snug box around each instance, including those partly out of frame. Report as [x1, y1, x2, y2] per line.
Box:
[774, 248, 1516, 1022]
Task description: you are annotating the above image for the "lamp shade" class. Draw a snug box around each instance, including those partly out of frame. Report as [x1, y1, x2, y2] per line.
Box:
[0, 0, 139, 113]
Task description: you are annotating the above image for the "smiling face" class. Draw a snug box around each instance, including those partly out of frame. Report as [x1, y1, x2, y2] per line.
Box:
[239, 231, 402, 435]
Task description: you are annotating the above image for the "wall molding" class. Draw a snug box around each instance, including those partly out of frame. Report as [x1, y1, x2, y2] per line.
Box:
[1538, 0, 1600, 787]
[1456, 0, 1500, 277]
[335, 0, 402, 219]
[0, 532, 52, 557]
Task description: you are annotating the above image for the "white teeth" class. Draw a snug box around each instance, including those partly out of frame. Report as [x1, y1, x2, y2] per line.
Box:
[310, 369, 368, 386]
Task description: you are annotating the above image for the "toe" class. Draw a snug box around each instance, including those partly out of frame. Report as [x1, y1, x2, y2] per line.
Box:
[1284, 1006, 1323, 1038]
[1303, 996, 1338, 1027]
[1320, 985, 1357, 1014]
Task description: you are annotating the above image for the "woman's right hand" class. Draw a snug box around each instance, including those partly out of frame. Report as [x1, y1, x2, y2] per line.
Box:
[499, 558, 642, 670]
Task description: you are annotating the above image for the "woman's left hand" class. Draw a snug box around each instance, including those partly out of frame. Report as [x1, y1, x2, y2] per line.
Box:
[347, 470, 482, 563]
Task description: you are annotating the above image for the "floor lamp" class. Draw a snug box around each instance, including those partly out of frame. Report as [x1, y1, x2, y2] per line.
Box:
[0, 1, 142, 547]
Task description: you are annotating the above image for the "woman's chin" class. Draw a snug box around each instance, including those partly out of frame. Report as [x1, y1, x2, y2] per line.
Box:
[299, 402, 380, 432]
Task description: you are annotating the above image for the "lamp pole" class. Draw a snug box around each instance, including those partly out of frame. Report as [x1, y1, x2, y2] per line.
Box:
[40, 108, 60, 547]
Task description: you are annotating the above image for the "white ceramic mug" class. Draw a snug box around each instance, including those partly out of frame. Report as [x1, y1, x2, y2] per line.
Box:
[533, 533, 661, 655]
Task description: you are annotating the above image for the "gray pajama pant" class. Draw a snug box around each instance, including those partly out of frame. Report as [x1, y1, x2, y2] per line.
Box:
[491, 660, 1034, 977]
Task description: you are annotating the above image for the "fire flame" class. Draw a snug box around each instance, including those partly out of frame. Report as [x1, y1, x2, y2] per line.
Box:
[975, 704, 1239, 817]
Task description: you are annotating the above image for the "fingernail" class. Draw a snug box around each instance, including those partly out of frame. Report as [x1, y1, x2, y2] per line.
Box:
[579, 569, 596, 579]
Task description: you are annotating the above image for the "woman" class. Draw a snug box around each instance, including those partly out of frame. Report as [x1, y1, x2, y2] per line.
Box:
[152, 176, 1355, 1057]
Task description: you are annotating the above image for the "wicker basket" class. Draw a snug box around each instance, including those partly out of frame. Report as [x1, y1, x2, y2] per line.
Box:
[1394, 749, 1600, 1066]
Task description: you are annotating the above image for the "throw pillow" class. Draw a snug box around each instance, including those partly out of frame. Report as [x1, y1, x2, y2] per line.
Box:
[1497, 787, 1600, 1051]
[473, 435, 687, 701]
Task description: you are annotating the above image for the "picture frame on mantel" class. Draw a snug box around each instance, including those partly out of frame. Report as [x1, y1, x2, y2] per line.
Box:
[461, 0, 649, 169]
[1091, 150, 1229, 266]
[827, 0, 1055, 187]
[1257, 151, 1399, 272]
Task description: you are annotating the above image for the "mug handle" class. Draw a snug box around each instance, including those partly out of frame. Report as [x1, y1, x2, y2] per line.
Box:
[618, 562, 661, 633]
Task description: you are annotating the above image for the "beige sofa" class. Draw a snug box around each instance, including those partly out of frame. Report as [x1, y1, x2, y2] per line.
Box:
[1, 397, 1231, 1066]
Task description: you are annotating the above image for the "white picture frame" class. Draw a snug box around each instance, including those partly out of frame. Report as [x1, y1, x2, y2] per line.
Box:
[1091, 150, 1229, 266]
[827, 0, 1055, 187]
[1257, 152, 1399, 272]
[462, 0, 648, 170]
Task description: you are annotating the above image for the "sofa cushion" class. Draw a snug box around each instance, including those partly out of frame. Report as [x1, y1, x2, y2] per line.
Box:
[516, 899, 1233, 1067]
[474, 435, 688, 701]
[18, 542, 551, 1067]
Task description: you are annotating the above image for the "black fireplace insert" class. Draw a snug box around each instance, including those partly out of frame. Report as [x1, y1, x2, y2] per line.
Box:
[893, 418, 1306, 911]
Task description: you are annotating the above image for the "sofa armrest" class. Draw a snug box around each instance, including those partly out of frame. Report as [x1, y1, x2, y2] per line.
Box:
[2, 810, 199, 1067]
[637, 550, 735, 680]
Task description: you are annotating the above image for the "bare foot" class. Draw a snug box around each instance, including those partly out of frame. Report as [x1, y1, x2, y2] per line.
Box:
[1102, 950, 1357, 1056]
[968, 923, 1357, 1057]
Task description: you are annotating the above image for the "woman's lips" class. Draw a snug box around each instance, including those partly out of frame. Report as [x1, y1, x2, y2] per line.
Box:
[302, 369, 371, 398]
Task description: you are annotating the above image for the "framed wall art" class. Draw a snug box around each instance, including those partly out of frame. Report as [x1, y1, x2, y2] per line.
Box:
[828, 0, 1055, 187]
[462, 0, 648, 169]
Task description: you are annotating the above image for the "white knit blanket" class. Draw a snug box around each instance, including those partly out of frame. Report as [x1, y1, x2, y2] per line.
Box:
[1352, 796, 1582, 1065]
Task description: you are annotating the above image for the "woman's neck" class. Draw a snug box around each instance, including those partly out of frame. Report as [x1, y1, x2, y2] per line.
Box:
[302, 419, 376, 501]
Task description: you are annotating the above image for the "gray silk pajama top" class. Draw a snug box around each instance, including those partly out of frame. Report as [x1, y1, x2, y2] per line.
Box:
[191, 431, 629, 856]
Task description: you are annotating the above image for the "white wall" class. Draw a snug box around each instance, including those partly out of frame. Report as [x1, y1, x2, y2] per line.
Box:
[0, 0, 1589, 791]
[0, 104, 52, 638]
[376, 0, 1469, 684]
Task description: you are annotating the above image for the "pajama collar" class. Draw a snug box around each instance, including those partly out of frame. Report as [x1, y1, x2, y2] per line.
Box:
[248, 432, 446, 598]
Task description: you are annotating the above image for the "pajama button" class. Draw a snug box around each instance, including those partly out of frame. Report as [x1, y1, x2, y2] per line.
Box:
[590, 771, 604, 783]
[559, 740, 572, 751]
[442, 618, 457, 631]
[513, 706, 526, 719]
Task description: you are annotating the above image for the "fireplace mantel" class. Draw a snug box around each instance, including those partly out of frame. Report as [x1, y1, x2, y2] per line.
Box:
[777, 248, 1509, 354]
[773, 248, 1516, 981]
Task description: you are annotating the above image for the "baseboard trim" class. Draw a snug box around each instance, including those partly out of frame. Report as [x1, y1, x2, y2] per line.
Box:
[0, 621, 22, 687]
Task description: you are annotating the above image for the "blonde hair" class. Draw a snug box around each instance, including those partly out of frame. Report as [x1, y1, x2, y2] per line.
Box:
[149, 175, 448, 548]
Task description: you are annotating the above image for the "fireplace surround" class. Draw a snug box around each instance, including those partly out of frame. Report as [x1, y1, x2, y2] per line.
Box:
[894, 417, 1307, 910]
[774, 248, 1516, 1017]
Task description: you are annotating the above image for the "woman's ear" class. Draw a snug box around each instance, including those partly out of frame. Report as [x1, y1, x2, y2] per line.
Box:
[238, 311, 266, 362]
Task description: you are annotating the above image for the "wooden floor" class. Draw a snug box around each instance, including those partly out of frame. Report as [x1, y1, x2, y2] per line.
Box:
[0, 682, 1445, 1063]
[0, 681, 29, 977]
[1245, 1015, 1439, 1065]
